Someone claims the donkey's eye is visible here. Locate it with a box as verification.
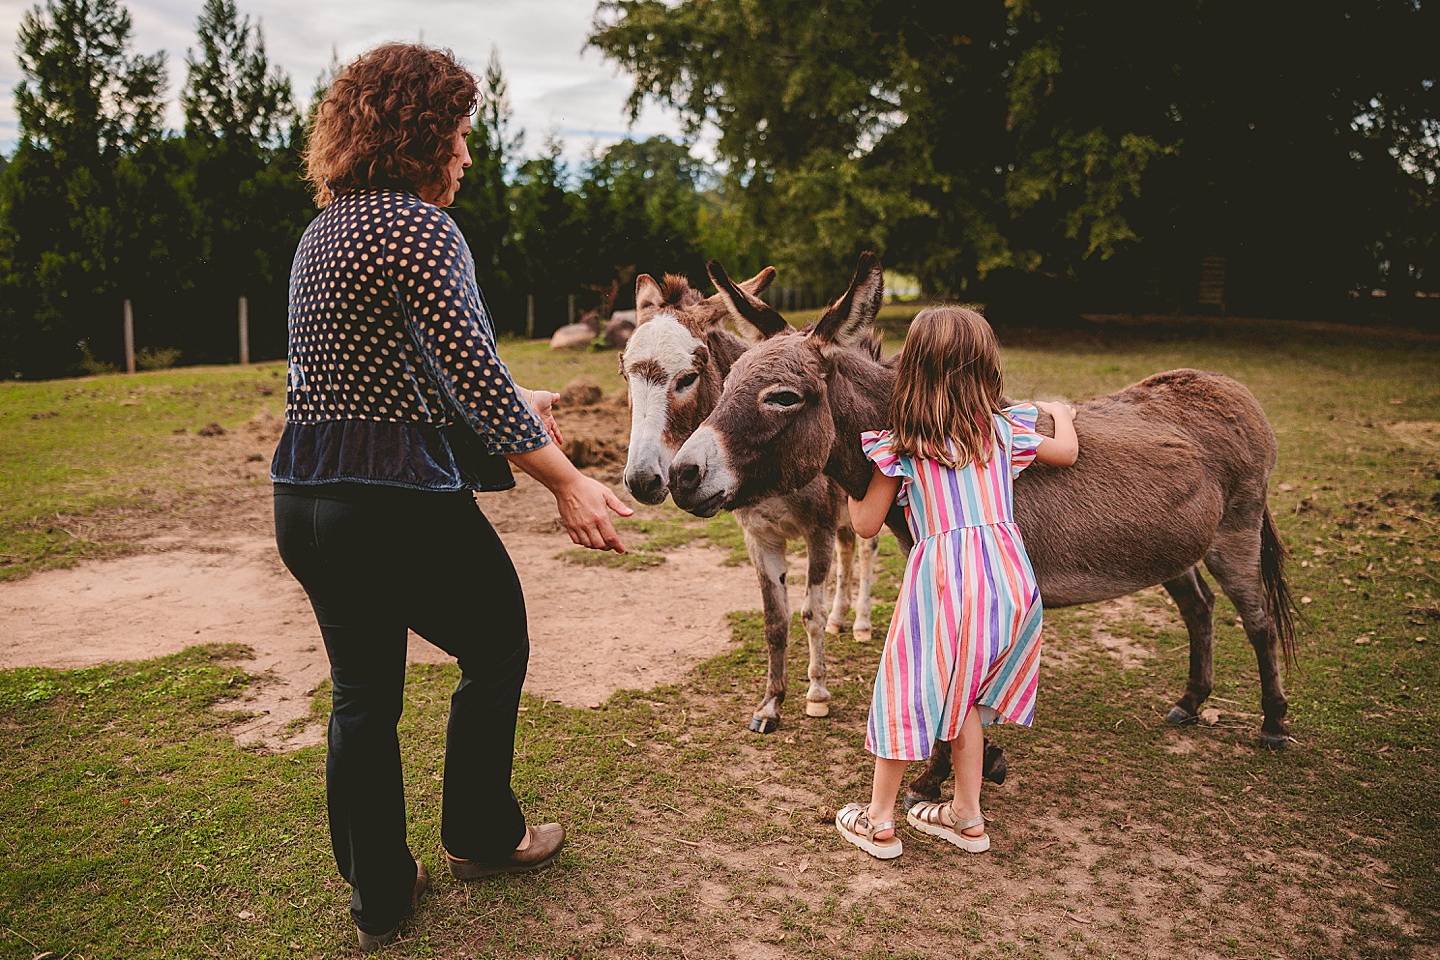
[676,372,699,391]
[766,390,803,408]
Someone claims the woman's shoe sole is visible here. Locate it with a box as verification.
[447,847,562,880]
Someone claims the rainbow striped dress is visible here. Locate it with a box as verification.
[860,404,1045,761]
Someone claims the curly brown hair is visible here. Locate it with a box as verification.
[303,43,477,207]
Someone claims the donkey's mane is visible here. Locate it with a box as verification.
[660,274,707,310]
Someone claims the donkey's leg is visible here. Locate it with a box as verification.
[852,534,879,642]
[743,528,791,734]
[1204,523,1291,748]
[902,738,1008,811]
[826,525,857,637]
[1162,567,1217,725]
[802,527,837,718]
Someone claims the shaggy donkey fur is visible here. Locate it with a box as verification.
[671,253,1298,806]
[619,269,879,734]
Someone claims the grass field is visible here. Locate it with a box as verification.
[1,315,1437,959]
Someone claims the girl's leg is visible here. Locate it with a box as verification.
[950,706,986,837]
[867,757,908,839]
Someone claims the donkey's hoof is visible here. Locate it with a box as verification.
[825,622,842,636]
[982,745,1007,786]
[749,716,779,734]
[1166,706,1198,726]
[853,627,872,643]
[1259,731,1290,750]
[804,700,830,718]
[900,791,936,815]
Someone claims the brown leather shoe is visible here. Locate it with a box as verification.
[356,860,429,953]
[446,823,565,880]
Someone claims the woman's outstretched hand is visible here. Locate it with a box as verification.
[552,473,633,553]
[505,441,633,552]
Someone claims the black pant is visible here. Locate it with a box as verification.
[274,482,529,934]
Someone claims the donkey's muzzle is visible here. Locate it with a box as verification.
[624,468,668,505]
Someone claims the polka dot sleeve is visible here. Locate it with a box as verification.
[388,203,548,456]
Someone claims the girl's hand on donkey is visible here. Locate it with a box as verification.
[1034,399,1075,422]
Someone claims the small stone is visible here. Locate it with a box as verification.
[1200,708,1222,726]
[1417,637,1428,644]
[1301,596,1313,604]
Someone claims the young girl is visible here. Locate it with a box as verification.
[835,306,1078,859]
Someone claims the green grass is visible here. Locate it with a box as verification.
[0,363,289,580]
[1,318,1438,958]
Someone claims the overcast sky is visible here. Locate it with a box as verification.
[0,0,701,164]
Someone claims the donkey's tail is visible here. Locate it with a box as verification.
[1261,505,1299,670]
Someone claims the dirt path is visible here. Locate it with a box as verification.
[0,387,779,749]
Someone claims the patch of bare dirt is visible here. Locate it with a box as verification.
[0,389,777,751]
[1386,420,1440,450]
[1044,587,1175,671]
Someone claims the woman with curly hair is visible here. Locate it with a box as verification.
[270,42,632,951]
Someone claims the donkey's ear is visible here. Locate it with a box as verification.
[707,260,790,339]
[635,274,665,325]
[811,252,884,356]
[737,265,777,297]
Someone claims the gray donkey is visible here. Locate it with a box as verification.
[670,253,1298,806]
[619,268,878,733]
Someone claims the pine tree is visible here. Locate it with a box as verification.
[2,0,168,375]
[181,0,295,149]
[13,0,166,163]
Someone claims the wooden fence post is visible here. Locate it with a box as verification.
[526,294,535,339]
[567,294,576,325]
[238,295,250,365]
[123,299,135,374]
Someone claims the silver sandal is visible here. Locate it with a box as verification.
[835,802,903,859]
[907,801,990,853]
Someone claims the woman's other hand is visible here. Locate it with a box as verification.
[523,389,565,446]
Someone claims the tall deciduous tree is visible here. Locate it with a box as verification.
[592,0,1440,313]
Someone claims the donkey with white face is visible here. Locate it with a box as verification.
[619,269,878,733]
[673,253,1298,803]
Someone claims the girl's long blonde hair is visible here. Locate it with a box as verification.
[888,306,1006,468]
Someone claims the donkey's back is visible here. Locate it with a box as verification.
[1016,369,1277,608]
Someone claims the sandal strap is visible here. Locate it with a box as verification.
[839,803,893,842]
[954,814,985,831]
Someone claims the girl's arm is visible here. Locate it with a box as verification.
[848,468,903,539]
[1033,400,1079,466]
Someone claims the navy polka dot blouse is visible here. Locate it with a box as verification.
[270,189,548,492]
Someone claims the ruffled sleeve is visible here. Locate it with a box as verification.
[860,429,911,505]
[1004,403,1044,478]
